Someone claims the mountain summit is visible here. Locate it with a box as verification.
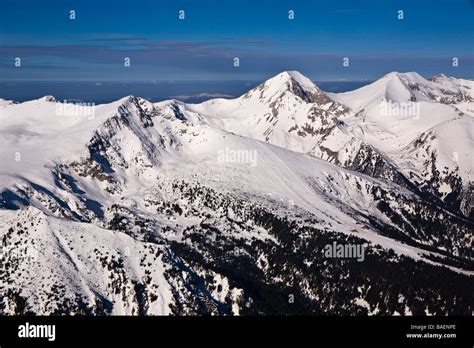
[241,70,331,104]
[331,71,474,109]
[188,71,349,153]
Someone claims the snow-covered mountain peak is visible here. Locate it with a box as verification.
[264,70,316,89]
[117,95,154,110]
[382,71,425,81]
[330,71,474,112]
[387,72,474,103]
[38,95,58,103]
[186,71,350,153]
[240,70,330,105]
[370,71,432,103]
[386,72,428,101]
[431,73,448,80]
[278,70,317,89]
[154,99,210,125]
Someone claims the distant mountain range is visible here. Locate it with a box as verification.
[0,71,472,315]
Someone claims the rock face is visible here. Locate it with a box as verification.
[0,71,473,315]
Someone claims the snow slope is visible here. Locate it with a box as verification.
[0,206,173,315]
[0,96,133,189]
[328,72,473,216]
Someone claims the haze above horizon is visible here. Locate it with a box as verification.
[1,0,473,82]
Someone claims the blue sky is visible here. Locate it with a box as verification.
[1,0,473,81]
